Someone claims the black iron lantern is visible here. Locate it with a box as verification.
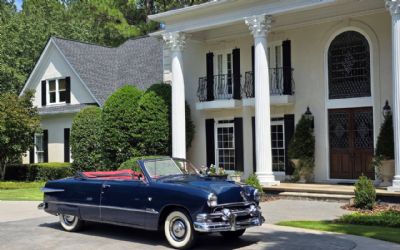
[383,100,391,118]
[304,106,314,129]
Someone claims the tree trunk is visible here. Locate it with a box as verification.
[0,162,6,181]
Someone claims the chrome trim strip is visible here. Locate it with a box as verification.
[46,201,159,214]
[41,188,65,193]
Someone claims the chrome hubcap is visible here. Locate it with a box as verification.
[170,218,187,241]
[63,215,75,225]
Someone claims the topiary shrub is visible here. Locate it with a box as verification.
[375,114,394,160]
[101,85,143,169]
[288,115,314,159]
[135,92,169,155]
[71,106,104,172]
[245,174,263,193]
[33,162,73,181]
[354,175,376,210]
[118,155,162,171]
[146,83,195,151]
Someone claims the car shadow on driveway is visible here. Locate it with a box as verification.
[38,220,360,250]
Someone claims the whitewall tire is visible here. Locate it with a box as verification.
[164,209,196,249]
[59,214,84,232]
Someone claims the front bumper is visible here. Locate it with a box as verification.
[193,203,264,232]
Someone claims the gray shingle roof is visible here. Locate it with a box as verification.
[52,36,163,106]
[38,103,97,115]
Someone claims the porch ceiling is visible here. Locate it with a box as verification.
[151,0,386,42]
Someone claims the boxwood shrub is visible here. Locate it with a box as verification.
[4,163,73,181]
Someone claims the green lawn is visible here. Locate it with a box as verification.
[277,220,400,244]
[0,182,44,201]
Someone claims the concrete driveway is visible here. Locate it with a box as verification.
[0,200,398,250]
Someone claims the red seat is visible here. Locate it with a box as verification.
[82,169,143,181]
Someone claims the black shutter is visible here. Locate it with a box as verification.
[29,134,35,164]
[284,114,295,175]
[64,128,70,163]
[205,119,215,167]
[65,77,71,104]
[206,52,214,101]
[234,118,244,171]
[41,80,46,106]
[251,46,255,95]
[282,40,292,95]
[232,48,241,99]
[43,130,48,163]
[252,117,256,173]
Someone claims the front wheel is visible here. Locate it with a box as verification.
[59,214,84,232]
[164,209,196,249]
[220,229,246,238]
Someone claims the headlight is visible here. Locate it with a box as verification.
[253,189,261,202]
[207,193,218,207]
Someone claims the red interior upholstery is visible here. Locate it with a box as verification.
[82,169,144,181]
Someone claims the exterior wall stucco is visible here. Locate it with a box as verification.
[183,12,392,182]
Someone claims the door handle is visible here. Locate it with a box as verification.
[102,184,111,189]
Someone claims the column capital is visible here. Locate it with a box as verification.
[386,0,400,16]
[244,14,272,38]
[162,32,186,51]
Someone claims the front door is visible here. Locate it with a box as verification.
[329,107,374,179]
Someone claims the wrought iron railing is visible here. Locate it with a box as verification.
[197,74,234,101]
[243,67,295,98]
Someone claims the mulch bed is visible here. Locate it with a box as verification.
[341,203,400,214]
[261,194,280,202]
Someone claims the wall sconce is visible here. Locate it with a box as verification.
[383,100,391,118]
[304,106,314,129]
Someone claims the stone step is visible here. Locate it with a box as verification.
[279,191,354,202]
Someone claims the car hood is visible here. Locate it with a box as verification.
[161,175,247,204]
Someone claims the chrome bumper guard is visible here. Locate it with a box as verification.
[193,204,264,232]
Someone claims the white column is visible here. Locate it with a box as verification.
[163,32,187,159]
[387,0,400,192]
[245,15,279,186]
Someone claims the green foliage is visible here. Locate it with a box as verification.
[118,155,161,171]
[0,91,40,180]
[337,210,400,228]
[288,115,314,159]
[375,114,394,159]
[135,92,169,155]
[4,163,72,181]
[146,83,195,151]
[354,175,376,210]
[101,85,143,169]
[245,174,263,194]
[0,181,45,190]
[71,106,104,172]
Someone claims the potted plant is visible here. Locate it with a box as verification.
[230,171,243,182]
[288,115,315,182]
[373,113,394,187]
[207,164,228,180]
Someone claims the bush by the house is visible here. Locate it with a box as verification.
[135,92,169,155]
[375,114,394,160]
[101,85,143,169]
[354,175,376,210]
[337,210,400,228]
[71,106,104,172]
[288,115,314,159]
[118,155,162,171]
[245,174,263,193]
[146,83,195,150]
[4,163,73,181]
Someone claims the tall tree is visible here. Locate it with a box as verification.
[0,91,40,180]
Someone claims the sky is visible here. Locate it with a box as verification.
[15,0,23,11]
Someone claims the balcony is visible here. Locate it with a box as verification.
[196,67,295,110]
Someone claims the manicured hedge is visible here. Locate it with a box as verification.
[4,162,73,181]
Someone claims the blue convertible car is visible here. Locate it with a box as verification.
[39,157,264,249]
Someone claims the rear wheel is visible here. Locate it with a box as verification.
[220,229,246,238]
[164,209,196,249]
[59,214,84,232]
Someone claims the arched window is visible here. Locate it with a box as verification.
[328,31,370,99]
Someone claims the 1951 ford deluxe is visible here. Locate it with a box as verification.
[39,157,264,249]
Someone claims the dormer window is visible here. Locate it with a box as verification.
[47,78,67,104]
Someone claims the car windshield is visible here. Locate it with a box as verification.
[143,158,200,180]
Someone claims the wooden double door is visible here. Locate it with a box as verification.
[329,107,374,179]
